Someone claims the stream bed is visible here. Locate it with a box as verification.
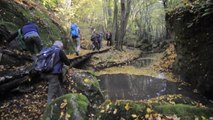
[97,73,213,107]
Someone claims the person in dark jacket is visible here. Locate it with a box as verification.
[42,41,70,104]
[106,31,112,46]
[7,22,43,54]
[90,29,101,51]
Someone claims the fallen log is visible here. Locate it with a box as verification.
[0,48,111,95]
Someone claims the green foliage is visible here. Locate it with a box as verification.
[125,0,166,45]
[39,0,59,10]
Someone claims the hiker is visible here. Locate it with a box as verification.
[39,41,70,104]
[91,30,100,51]
[97,32,103,49]
[70,23,80,56]
[7,22,43,54]
[106,31,112,46]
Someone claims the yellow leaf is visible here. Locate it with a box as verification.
[201,116,206,120]
[60,103,67,109]
[63,99,68,103]
[131,114,138,118]
[153,113,158,118]
[106,104,110,110]
[146,108,152,113]
[145,114,150,119]
[113,109,117,114]
[60,112,64,118]
[84,78,91,84]
[100,110,105,113]
[195,116,199,120]
[65,113,71,120]
[125,103,130,111]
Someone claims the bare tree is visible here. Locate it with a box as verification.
[112,0,119,46]
[114,0,131,50]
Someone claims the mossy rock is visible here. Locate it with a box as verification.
[0,0,67,46]
[67,69,104,105]
[155,103,213,120]
[43,93,90,120]
[96,100,147,120]
[95,98,213,120]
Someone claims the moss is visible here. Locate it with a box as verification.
[96,100,147,120]
[95,98,213,120]
[155,103,213,120]
[43,93,89,120]
[0,0,73,51]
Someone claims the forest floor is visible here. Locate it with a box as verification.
[0,40,186,120]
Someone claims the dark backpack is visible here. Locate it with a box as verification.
[70,24,79,38]
[33,47,56,73]
[16,29,26,50]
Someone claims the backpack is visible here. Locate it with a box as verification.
[16,29,26,50]
[33,47,56,73]
[70,24,79,38]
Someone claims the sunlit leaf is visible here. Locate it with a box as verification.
[146,108,152,113]
[195,116,199,120]
[65,113,71,120]
[125,103,130,111]
[84,78,91,84]
[106,104,110,111]
[201,116,206,120]
[113,109,118,114]
[131,114,138,118]
[100,110,105,113]
[145,114,150,119]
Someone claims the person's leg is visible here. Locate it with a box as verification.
[33,36,43,53]
[76,37,80,55]
[47,74,63,104]
[109,39,112,46]
[107,39,109,46]
[24,37,35,54]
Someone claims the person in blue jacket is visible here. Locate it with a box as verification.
[7,22,43,54]
[70,23,80,56]
[41,41,70,104]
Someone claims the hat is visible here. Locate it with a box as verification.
[53,41,63,48]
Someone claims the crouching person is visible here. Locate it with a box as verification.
[41,41,70,104]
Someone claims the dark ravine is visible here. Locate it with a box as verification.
[168,1,213,99]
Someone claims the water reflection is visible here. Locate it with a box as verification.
[98,74,178,100]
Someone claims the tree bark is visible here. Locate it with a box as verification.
[115,0,131,50]
[162,0,171,39]
[112,0,119,46]
[102,0,108,30]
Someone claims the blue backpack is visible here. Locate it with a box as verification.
[33,47,56,73]
[70,24,79,38]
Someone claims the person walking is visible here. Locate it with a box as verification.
[40,41,70,104]
[70,23,80,56]
[106,31,112,46]
[91,30,100,51]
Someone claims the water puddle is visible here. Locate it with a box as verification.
[97,73,209,102]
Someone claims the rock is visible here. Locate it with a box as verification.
[43,93,90,120]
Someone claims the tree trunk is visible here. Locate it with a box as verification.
[116,0,131,50]
[112,0,119,46]
[102,0,108,30]
[162,0,171,39]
